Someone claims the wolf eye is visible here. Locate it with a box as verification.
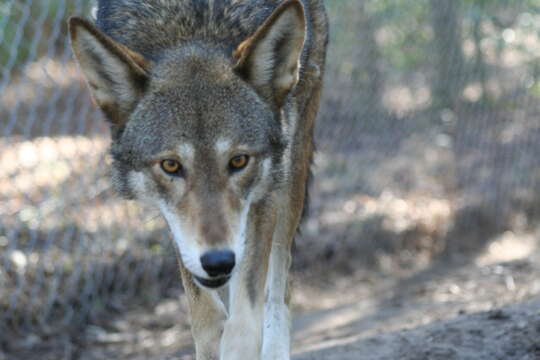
[229,155,249,171]
[160,159,183,176]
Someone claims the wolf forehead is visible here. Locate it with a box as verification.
[110,49,283,166]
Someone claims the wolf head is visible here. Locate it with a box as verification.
[70,0,306,288]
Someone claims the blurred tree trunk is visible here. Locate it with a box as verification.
[352,1,384,115]
[430,0,466,110]
[472,11,489,103]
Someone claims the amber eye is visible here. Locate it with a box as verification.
[229,155,249,171]
[160,159,183,176]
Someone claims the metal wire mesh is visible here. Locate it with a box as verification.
[1,0,539,357]
[0,0,178,350]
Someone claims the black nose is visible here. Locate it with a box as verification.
[200,250,235,277]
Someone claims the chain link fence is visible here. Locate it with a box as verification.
[1,0,179,352]
[1,0,539,358]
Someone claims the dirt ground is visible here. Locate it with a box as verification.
[292,260,540,360]
[9,234,535,360]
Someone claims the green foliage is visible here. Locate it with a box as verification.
[0,0,93,73]
[326,0,433,76]
[325,0,540,113]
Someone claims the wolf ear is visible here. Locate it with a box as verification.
[69,17,149,126]
[234,0,306,107]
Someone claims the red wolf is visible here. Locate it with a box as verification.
[70,0,328,358]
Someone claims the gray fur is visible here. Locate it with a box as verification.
[96,0,281,58]
[70,1,328,358]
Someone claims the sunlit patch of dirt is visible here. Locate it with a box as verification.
[1,60,83,109]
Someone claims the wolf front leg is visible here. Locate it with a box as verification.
[179,263,227,360]
[262,194,300,360]
[220,202,276,360]
[262,244,293,359]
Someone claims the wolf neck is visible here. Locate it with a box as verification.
[96,0,278,58]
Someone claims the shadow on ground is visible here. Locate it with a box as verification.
[293,299,540,360]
